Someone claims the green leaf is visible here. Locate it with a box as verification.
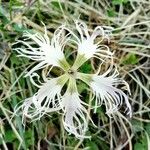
[10,54,22,65]
[134,135,147,150]
[12,24,26,32]
[97,107,108,123]
[107,9,116,17]
[131,119,143,133]
[86,141,99,150]
[80,61,92,73]
[77,81,87,94]
[134,142,145,150]
[10,0,23,6]
[0,6,10,27]
[112,0,128,5]
[145,124,150,136]
[4,130,17,143]
[10,53,29,66]
[122,53,138,65]
[24,129,33,147]
[51,1,65,10]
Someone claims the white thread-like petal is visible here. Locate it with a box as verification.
[14,25,69,76]
[60,92,90,139]
[18,75,68,121]
[90,68,132,117]
[74,21,113,60]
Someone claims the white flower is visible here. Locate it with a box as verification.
[14,21,132,139]
[70,21,113,70]
[14,25,70,77]
[77,67,132,117]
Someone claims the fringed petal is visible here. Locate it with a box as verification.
[90,68,132,117]
[60,92,90,139]
[70,20,113,70]
[16,75,68,121]
[75,20,113,60]
[14,24,70,77]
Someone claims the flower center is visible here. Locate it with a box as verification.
[67,69,77,78]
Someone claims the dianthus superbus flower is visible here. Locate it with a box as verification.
[14,21,132,139]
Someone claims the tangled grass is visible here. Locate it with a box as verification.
[0,0,150,149]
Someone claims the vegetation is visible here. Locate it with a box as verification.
[0,0,150,149]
